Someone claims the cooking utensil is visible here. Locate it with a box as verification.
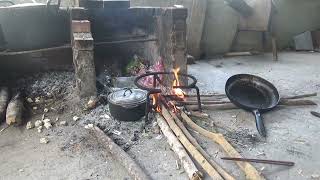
[108,88,147,121]
[225,74,280,137]
[221,157,294,166]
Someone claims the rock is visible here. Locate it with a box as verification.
[44,122,52,129]
[18,169,24,172]
[86,96,98,109]
[40,137,49,144]
[84,123,94,129]
[37,126,43,133]
[311,174,320,179]
[26,98,33,103]
[26,121,34,129]
[43,108,49,113]
[59,121,67,126]
[35,120,43,127]
[73,116,80,121]
[32,106,38,110]
[35,97,40,103]
[43,118,51,123]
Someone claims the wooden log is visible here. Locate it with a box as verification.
[91,127,150,180]
[186,92,317,100]
[186,99,317,111]
[0,87,9,121]
[161,106,223,180]
[167,109,235,180]
[6,92,24,126]
[180,111,265,180]
[156,114,202,180]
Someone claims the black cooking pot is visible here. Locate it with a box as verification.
[108,88,147,121]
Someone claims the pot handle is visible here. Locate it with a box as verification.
[123,88,133,97]
[252,109,267,137]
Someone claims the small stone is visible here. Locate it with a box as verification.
[43,118,51,123]
[35,120,43,127]
[44,122,52,129]
[37,126,43,133]
[86,96,98,109]
[311,174,320,179]
[155,134,163,140]
[43,108,49,113]
[100,114,110,119]
[35,97,40,103]
[112,130,122,136]
[26,98,33,103]
[32,106,38,110]
[59,121,67,126]
[26,121,34,129]
[73,116,80,121]
[18,169,24,172]
[260,167,265,171]
[40,137,49,144]
[84,124,94,129]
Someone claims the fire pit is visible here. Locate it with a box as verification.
[134,70,202,121]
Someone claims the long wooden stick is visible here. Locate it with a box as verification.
[180,111,265,180]
[156,114,202,180]
[186,92,317,100]
[186,99,317,111]
[92,127,150,180]
[167,109,235,180]
[161,106,223,180]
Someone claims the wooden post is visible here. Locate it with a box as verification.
[157,7,188,86]
[70,9,97,98]
[272,35,278,61]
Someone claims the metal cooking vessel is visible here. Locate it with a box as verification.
[108,88,147,121]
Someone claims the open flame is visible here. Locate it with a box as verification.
[172,68,185,99]
[151,67,185,113]
[152,93,161,112]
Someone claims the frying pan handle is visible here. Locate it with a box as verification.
[252,110,267,137]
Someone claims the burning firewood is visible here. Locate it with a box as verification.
[161,106,224,180]
[180,111,265,180]
[0,87,9,121]
[6,92,24,126]
[156,113,202,180]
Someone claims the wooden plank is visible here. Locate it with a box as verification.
[185,0,207,59]
[238,0,272,31]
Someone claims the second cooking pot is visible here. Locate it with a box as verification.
[108,88,147,121]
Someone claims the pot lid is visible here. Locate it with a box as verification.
[108,88,147,108]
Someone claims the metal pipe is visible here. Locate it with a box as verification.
[221,157,295,166]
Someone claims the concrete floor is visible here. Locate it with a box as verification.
[0,52,319,180]
[189,52,320,180]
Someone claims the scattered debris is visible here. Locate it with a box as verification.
[34,120,43,127]
[43,118,51,123]
[59,121,67,126]
[35,97,40,103]
[84,124,94,129]
[298,169,303,176]
[26,97,33,103]
[26,121,34,129]
[112,130,122,136]
[44,122,52,129]
[311,174,320,179]
[18,169,24,172]
[155,134,163,140]
[100,114,110,119]
[73,116,80,121]
[32,106,38,110]
[37,126,43,133]
[40,137,49,144]
[44,108,49,113]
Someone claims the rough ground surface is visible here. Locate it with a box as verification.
[0,52,320,180]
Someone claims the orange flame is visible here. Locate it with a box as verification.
[172,68,185,99]
[151,94,161,112]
